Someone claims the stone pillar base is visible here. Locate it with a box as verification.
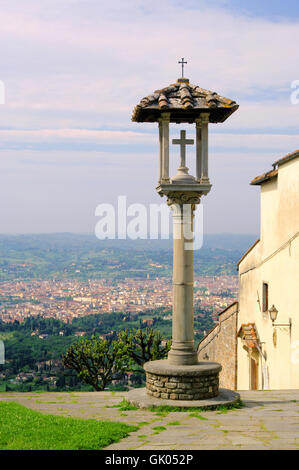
[144,359,222,401]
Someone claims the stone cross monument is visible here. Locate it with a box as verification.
[130,72,239,403]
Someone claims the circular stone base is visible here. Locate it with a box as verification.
[127,387,240,410]
[144,360,222,401]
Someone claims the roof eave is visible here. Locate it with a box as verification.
[131,104,239,124]
[272,150,299,168]
[250,170,278,186]
[237,239,260,267]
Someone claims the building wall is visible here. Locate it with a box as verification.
[237,157,299,390]
[197,302,238,390]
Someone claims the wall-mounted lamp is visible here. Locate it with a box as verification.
[269,304,292,334]
[269,305,278,323]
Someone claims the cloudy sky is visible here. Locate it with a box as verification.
[0,0,299,235]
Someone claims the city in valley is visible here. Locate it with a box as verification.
[0,275,237,325]
[0,234,243,392]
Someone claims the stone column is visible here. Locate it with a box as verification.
[161,112,170,183]
[195,118,202,182]
[158,119,162,183]
[167,192,201,366]
[200,113,210,184]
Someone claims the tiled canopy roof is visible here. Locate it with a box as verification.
[237,323,259,349]
[132,79,239,123]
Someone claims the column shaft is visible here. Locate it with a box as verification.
[200,113,209,184]
[158,120,162,183]
[168,204,198,365]
[195,118,202,182]
[161,113,170,182]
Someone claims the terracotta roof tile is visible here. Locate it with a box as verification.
[132,79,238,123]
[237,323,259,348]
[251,150,299,186]
[250,169,278,186]
[273,150,299,167]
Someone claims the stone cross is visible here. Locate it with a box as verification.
[172,130,194,167]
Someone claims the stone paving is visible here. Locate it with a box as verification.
[0,390,299,450]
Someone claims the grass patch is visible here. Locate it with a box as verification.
[0,402,137,450]
[152,426,166,431]
[106,399,138,411]
[148,405,182,414]
[154,411,169,417]
[148,399,244,414]
[167,421,180,426]
[216,408,228,415]
[189,413,208,420]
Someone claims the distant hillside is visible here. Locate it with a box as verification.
[0,233,257,281]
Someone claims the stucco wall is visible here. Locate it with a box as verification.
[197,302,238,390]
[237,157,299,390]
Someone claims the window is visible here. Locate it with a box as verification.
[262,282,268,312]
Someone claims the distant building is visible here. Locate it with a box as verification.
[142,318,154,327]
[198,151,299,390]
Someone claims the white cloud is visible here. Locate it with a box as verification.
[0,128,297,158]
[0,1,298,232]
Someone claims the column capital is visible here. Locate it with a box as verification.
[200,112,210,123]
[195,117,202,127]
[161,112,171,121]
[166,191,201,207]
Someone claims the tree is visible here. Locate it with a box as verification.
[62,337,130,391]
[118,328,171,367]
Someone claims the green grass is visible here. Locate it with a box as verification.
[105,399,138,411]
[152,425,166,431]
[0,402,137,450]
[189,413,208,420]
[147,399,244,414]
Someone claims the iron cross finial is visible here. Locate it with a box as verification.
[178,58,187,78]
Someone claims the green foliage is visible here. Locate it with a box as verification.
[117,399,138,411]
[106,399,138,411]
[1,301,215,392]
[148,399,244,414]
[0,401,137,450]
[62,337,130,391]
[189,413,208,420]
[61,328,172,392]
[118,328,171,367]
